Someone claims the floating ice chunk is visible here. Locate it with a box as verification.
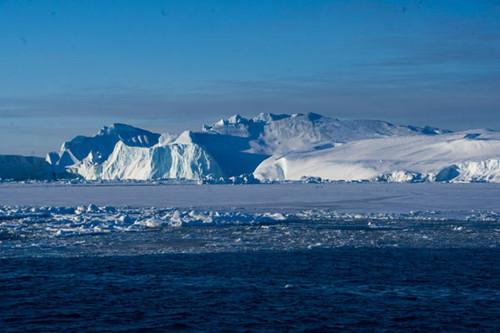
[117,214,132,224]
[261,212,287,221]
[134,218,163,228]
[86,204,99,213]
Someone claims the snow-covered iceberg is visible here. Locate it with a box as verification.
[0,155,61,181]
[47,123,160,168]
[73,140,222,181]
[254,130,500,183]
[202,112,446,155]
[34,112,500,183]
[170,112,445,177]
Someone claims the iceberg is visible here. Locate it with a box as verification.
[47,123,161,169]
[73,140,223,181]
[29,112,499,183]
[0,155,63,181]
[254,129,500,183]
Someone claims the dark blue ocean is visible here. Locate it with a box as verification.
[2,248,500,332]
[2,184,500,331]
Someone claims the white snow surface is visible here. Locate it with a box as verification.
[1,183,499,213]
[254,129,500,183]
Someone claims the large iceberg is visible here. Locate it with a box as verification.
[254,130,500,183]
[73,140,222,181]
[46,123,161,168]
[202,112,446,155]
[0,155,63,181]
[27,112,499,183]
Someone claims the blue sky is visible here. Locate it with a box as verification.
[1,0,500,155]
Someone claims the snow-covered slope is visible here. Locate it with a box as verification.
[73,140,222,181]
[175,112,446,176]
[0,155,55,180]
[254,130,500,183]
[47,123,160,168]
[203,112,446,155]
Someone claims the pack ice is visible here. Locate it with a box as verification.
[1,113,500,182]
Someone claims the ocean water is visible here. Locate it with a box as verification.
[2,184,500,331]
[2,249,500,332]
